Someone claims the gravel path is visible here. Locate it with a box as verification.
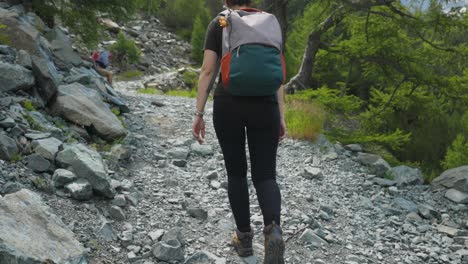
[41,84,468,264]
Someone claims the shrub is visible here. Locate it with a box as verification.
[191,15,206,64]
[289,87,362,114]
[182,71,199,89]
[110,32,141,69]
[442,134,468,170]
[285,100,326,141]
[0,23,10,45]
[21,100,36,111]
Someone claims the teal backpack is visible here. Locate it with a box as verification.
[218,8,286,96]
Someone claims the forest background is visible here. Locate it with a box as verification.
[27,0,468,181]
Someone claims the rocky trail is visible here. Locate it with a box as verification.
[36,82,467,264]
[0,1,467,263]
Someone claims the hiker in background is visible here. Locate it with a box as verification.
[92,50,114,85]
[192,0,286,263]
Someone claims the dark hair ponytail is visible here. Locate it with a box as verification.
[226,0,252,7]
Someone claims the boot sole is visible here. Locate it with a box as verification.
[264,235,285,264]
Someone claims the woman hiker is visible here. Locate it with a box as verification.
[192,0,286,263]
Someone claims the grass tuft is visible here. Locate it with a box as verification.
[116,70,143,81]
[285,99,326,141]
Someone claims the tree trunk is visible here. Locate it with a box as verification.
[285,7,345,93]
[261,0,288,46]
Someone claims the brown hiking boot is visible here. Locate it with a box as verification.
[263,221,285,264]
[231,229,254,257]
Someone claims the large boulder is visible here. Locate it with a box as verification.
[388,165,424,186]
[56,143,115,198]
[32,137,63,161]
[432,166,468,193]
[0,134,17,161]
[0,189,86,263]
[0,61,34,92]
[51,83,127,141]
[0,7,62,103]
[45,27,83,70]
[31,54,62,103]
[357,153,391,177]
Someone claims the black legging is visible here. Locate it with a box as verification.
[213,95,282,232]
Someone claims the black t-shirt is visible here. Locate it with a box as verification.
[203,17,225,97]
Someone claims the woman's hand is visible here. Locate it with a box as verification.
[192,116,206,144]
[279,117,286,143]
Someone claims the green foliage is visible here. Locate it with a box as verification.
[22,113,42,131]
[166,89,198,98]
[110,32,142,69]
[111,107,121,116]
[288,87,362,114]
[285,0,468,175]
[135,0,162,15]
[21,100,36,112]
[182,71,199,89]
[0,23,10,45]
[31,0,140,47]
[116,70,143,81]
[442,134,468,170]
[11,153,22,163]
[285,100,326,141]
[191,15,207,64]
[158,0,209,40]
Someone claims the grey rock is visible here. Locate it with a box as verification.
[418,204,439,220]
[206,171,218,181]
[148,229,165,242]
[0,189,85,263]
[112,194,127,207]
[25,153,51,172]
[357,152,391,177]
[97,221,117,241]
[110,144,131,161]
[0,134,18,161]
[0,181,23,195]
[210,180,221,190]
[52,169,77,187]
[0,61,34,92]
[433,166,468,193]
[16,49,32,69]
[393,197,418,213]
[25,132,51,140]
[125,192,140,206]
[344,144,362,152]
[51,83,127,141]
[437,225,460,237]
[445,188,468,204]
[56,143,115,198]
[46,27,83,70]
[31,55,62,103]
[300,167,323,180]
[389,165,424,186]
[32,137,62,161]
[173,159,187,167]
[168,147,190,160]
[65,179,93,201]
[372,177,396,187]
[187,207,208,221]
[191,142,214,156]
[184,251,226,264]
[299,228,328,247]
[162,228,185,245]
[152,239,185,262]
[0,116,15,128]
[109,205,126,221]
